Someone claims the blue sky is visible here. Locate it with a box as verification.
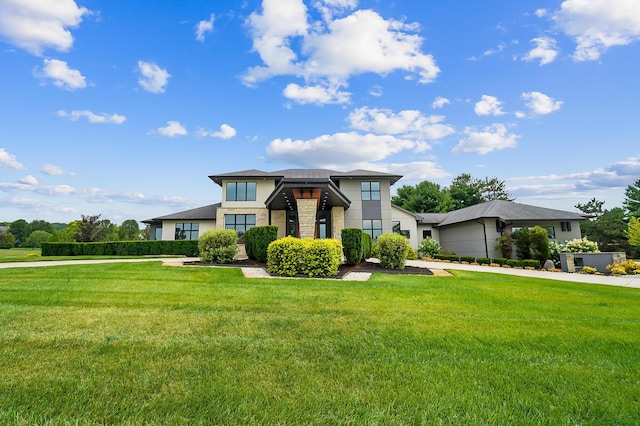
[1,0,639,225]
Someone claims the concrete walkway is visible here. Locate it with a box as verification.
[1,257,638,289]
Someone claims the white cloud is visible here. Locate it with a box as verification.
[432,97,450,109]
[522,37,559,65]
[0,148,24,170]
[19,175,38,185]
[137,61,171,93]
[0,0,88,55]
[348,107,454,140]
[283,82,351,104]
[453,124,519,155]
[156,121,187,137]
[521,91,563,115]
[198,124,237,140]
[368,85,383,97]
[36,58,87,90]
[553,0,640,61]
[373,161,450,181]
[42,164,74,176]
[535,9,548,18]
[266,132,416,168]
[195,13,215,42]
[244,1,439,104]
[58,110,126,124]
[474,95,505,116]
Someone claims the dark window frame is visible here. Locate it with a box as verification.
[363,219,383,240]
[175,222,199,240]
[224,214,256,237]
[361,181,381,201]
[226,181,257,202]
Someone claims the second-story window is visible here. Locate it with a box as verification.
[361,181,380,200]
[226,182,257,201]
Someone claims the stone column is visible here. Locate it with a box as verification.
[331,206,345,242]
[296,199,317,239]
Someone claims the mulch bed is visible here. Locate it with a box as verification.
[186,258,434,278]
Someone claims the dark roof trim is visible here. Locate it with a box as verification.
[209,168,403,186]
[143,203,220,223]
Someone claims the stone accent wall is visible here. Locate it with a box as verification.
[331,206,345,242]
[216,207,269,229]
[296,199,317,239]
[271,210,287,238]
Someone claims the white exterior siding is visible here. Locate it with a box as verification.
[160,220,216,241]
[391,206,419,249]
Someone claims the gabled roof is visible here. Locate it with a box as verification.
[433,200,589,227]
[209,168,402,186]
[143,203,220,223]
[416,213,449,224]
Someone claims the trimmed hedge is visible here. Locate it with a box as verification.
[42,240,199,257]
[523,259,541,269]
[476,257,491,265]
[267,237,343,278]
[244,226,278,263]
[342,228,363,265]
[460,256,476,263]
[492,257,507,266]
[435,254,459,262]
[506,259,522,267]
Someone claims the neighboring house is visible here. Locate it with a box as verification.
[144,169,589,259]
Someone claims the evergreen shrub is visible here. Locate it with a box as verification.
[341,228,363,265]
[198,230,238,264]
[361,232,373,260]
[418,237,441,258]
[41,240,199,257]
[460,256,476,263]
[522,259,541,269]
[244,226,278,263]
[476,257,491,265]
[506,259,522,267]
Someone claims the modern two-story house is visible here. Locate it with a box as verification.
[144,168,589,259]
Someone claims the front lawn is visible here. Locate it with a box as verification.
[0,262,638,424]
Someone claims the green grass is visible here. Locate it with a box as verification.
[1,262,639,424]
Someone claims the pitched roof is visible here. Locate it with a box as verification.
[434,200,589,227]
[209,168,402,185]
[143,203,220,223]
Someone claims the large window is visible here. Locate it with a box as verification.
[392,221,410,239]
[226,182,257,201]
[225,214,256,236]
[175,223,199,240]
[363,219,383,240]
[361,181,381,201]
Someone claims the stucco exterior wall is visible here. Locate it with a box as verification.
[220,179,275,208]
[438,221,494,258]
[417,224,440,243]
[391,206,419,249]
[341,178,394,234]
[160,220,216,240]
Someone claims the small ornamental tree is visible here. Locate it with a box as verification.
[529,226,550,264]
[494,231,513,259]
[512,227,532,260]
[626,216,640,247]
[198,229,238,264]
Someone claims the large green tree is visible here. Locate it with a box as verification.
[575,197,605,217]
[118,219,141,241]
[623,179,640,218]
[626,216,640,247]
[9,219,30,246]
[391,180,450,213]
[480,177,515,202]
[29,220,53,234]
[447,173,484,210]
[24,230,52,248]
[75,214,110,242]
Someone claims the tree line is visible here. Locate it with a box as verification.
[0,215,148,249]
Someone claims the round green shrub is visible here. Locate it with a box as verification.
[376,233,410,270]
[198,229,238,264]
[418,237,441,258]
[267,236,305,276]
